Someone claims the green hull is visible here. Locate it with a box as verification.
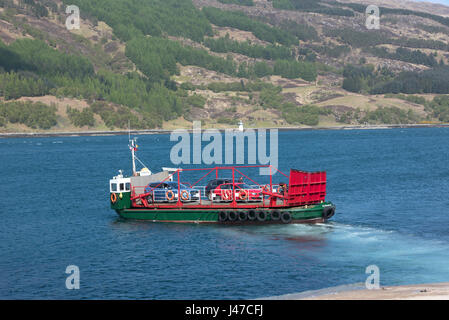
[115,202,335,224]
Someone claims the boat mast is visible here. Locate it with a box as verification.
[130,137,137,176]
[128,121,137,176]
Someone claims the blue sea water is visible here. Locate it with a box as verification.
[1,128,449,299]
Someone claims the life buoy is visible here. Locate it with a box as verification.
[110,193,117,203]
[180,190,190,201]
[239,190,248,201]
[166,190,175,201]
[281,212,292,224]
[271,210,281,221]
[222,189,233,201]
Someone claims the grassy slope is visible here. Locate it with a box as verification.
[1,0,448,132]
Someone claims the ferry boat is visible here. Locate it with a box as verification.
[109,137,336,224]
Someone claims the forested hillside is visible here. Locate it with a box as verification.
[1,0,449,132]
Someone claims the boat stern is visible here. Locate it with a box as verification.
[321,202,336,220]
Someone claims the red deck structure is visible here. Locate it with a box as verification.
[130,165,326,210]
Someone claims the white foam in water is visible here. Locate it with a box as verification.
[328,223,449,285]
[248,220,449,299]
[224,221,449,288]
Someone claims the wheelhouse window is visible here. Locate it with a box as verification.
[120,183,124,191]
[125,183,130,191]
[111,183,117,192]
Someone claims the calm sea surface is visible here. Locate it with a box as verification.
[1,128,449,299]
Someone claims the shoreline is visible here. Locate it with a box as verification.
[1,123,449,139]
[262,282,449,300]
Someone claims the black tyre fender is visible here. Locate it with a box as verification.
[218,211,228,222]
[323,206,335,220]
[256,211,267,222]
[238,211,247,221]
[271,210,281,221]
[228,211,237,222]
[247,210,256,221]
[281,211,292,224]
